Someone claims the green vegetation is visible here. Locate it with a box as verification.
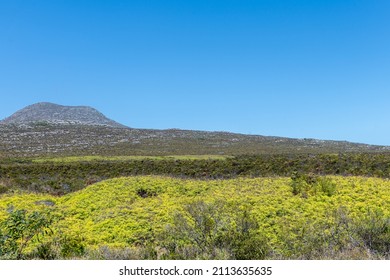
[31,155,230,163]
[1,175,390,259]
[2,122,389,159]
[0,208,54,259]
[2,106,390,260]
[290,172,337,197]
[1,153,390,259]
[2,153,390,195]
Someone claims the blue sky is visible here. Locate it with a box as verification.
[1,1,389,145]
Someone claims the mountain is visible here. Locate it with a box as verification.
[1,102,389,157]
[0,102,126,128]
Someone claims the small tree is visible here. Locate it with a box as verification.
[0,208,53,259]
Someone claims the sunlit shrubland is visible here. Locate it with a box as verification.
[1,176,390,259]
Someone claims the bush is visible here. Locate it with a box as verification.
[277,207,390,259]
[32,241,59,260]
[290,172,336,197]
[290,172,317,197]
[159,201,269,259]
[59,235,86,258]
[315,177,337,197]
[136,187,158,198]
[226,209,269,260]
[0,178,12,194]
[0,208,53,259]
[85,245,157,260]
[352,209,390,257]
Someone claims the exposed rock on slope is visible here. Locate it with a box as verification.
[0,102,126,128]
[1,102,389,157]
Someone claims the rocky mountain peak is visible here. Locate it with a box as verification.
[0,102,127,128]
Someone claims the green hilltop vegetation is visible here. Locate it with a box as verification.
[1,174,390,260]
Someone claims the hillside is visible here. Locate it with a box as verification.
[1,102,389,157]
[1,103,390,260]
[1,123,390,158]
[1,175,389,259]
[0,102,126,128]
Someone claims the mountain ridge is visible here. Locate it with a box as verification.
[1,102,389,157]
[0,102,127,128]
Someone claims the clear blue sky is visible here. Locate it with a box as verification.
[1,1,389,145]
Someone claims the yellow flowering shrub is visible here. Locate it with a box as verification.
[1,175,390,259]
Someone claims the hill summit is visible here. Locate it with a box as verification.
[0,102,126,128]
[1,102,389,157]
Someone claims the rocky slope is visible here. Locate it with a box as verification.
[0,102,126,128]
[0,102,389,157]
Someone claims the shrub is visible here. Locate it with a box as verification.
[290,172,318,197]
[352,209,390,257]
[136,187,158,198]
[0,208,53,259]
[277,207,390,259]
[315,177,337,197]
[225,209,269,260]
[85,245,157,260]
[59,235,86,258]
[159,201,269,259]
[290,172,336,197]
[160,200,226,259]
[32,241,59,260]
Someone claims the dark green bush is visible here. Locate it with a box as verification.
[290,172,336,197]
[316,177,337,196]
[32,241,58,260]
[59,235,86,258]
[136,187,158,198]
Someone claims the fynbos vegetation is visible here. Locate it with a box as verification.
[1,103,390,260]
[1,175,389,259]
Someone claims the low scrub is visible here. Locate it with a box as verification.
[1,175,390,259]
